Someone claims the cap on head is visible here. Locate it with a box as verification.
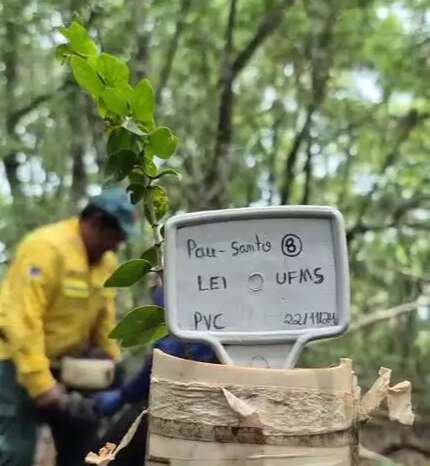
[89,186,137,238]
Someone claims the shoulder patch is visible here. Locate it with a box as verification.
[29,265,41,278]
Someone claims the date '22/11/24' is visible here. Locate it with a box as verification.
[192,311,338,331]
[284,312,338,326]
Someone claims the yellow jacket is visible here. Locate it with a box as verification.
[0,218,120,397]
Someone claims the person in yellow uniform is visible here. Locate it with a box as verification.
[0,187,136,466]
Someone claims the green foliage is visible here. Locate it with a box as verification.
[132,79,155,124]
[70,56,104,97]
[141,246,159,267]
[147,186,169,221]
[148,127,178,159]
[93,53,129,87]
[57,21,179,345]
[109,305,167,347]
[104,259,152,287]
[106,150,137,181]
[58,22,97,57]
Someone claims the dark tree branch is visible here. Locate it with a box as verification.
[132,0,152,80]
[391,192,430,223]
[204,0,240,207]
[280,105,315,204]
[301,134,313,204]
[9,80,73,130]
[268,108,285,205]
[349,109,427,238]
[3,9,21,199]
[69,91,88,202]
[336,144,356,208]
[349,299,426,333]
[346,220,430,241]
[156,0,193,106]
[280,1,338,205]
[205,0,297,208]
[231,0,295,79]
[224,0,238,61]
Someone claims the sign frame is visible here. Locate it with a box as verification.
[164,206,350,367]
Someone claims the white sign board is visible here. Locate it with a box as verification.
[165,206,349,368]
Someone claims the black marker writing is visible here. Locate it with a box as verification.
[187,239,220,259]
[276,267,325,285]
[197,275,227,291]
[231,234,272,257]
[283,312,338,327]
[193,312,226,330]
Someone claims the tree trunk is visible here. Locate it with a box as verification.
[3,5,21,200]
[69,92,88,203]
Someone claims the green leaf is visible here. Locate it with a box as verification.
[131,79,155,123]
[147,186,168,221]
[58,21,97,56]
[70,56,104,97]
[127,183,146,204]
[109,305,167,347]
[107,128,137,156]
[105,149,137,181]
[128,167,147,185]
[102,88,128,116]
[141,246,159,266]
[155,168,181,179]
[94,53,129,87]
[96,98,108,118]
[105,259,152,287]
[55,44,74,63]
[122,119,146,136]
[148,127,178,159]
[143,155,158,177]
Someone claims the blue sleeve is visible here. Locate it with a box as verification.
[189,342,219,363]
[151,286,164,308]
[120,336,187,404]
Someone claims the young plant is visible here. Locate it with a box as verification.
[56,21,178,346]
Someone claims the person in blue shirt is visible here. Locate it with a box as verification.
[94,334,218,416]
[93,283,218,466]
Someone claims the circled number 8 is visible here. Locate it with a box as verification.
[281,233,303,257]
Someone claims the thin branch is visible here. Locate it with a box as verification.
[347,220,430,239]
[231,0,296,79]
[280,105,315,204]
[301,134,313,204]
[349,299,428,333]
[10,80,73,130]
[156,0,192,105]
[349,109,429,238]
[391,193,430,223]
[204,0,298,208]
[204,0,240,207]
[224,0,238,61]
[280,1,338,205]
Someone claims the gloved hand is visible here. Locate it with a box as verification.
[94,388,124,417]
[35,383,68,411]
[67,392,99,423]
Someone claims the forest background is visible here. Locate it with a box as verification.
[1,0,430,462]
